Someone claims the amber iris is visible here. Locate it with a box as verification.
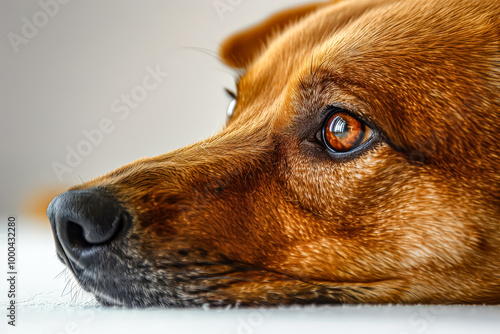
[324,112,366,152]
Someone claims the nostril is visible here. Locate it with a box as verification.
[65,213,127,249]
[66,221,92,250]
[47,188,131,268]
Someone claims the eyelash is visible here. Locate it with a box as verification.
[224,88,237,100]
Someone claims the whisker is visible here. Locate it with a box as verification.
[61,275,73,296]
[178,46,242,78]
[54,267,67,279]
[179,46,220,60]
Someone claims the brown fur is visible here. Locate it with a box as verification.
[53,0,500,306]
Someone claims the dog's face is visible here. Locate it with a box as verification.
[48,0,500,307]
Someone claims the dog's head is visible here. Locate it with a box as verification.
[48,0,500,307]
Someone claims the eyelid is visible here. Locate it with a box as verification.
[320,105,377,133]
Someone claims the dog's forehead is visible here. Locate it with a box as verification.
[236,0,500,161]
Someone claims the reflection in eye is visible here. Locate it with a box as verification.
[226,98,236,118]
[224,88,237,119]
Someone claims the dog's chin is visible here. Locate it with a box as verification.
[58,235,406,307]
[92,289,178,308]
[93,292,169,308]
[75,271,185,308]
[74,268,242,308]
[76,274,227,308]
[93,292,127,307]
[73,265,402,308]
[70,262,297,308]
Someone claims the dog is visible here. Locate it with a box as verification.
[47,0,500,307]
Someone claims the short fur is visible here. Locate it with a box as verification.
[50,0,500,306]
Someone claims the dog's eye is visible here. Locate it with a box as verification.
[322,111,373,153]
[226,99,236,118]
[224,88,237,119]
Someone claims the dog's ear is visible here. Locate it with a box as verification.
[219,1,332,69]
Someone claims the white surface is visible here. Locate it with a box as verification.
[0,219,499,333]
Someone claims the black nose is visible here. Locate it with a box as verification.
[47,188,131,269]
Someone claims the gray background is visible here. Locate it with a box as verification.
[0,0,307,216]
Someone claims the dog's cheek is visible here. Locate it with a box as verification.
[272,143,400,268]
[276,140,485,281]
[280,142,410,220]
